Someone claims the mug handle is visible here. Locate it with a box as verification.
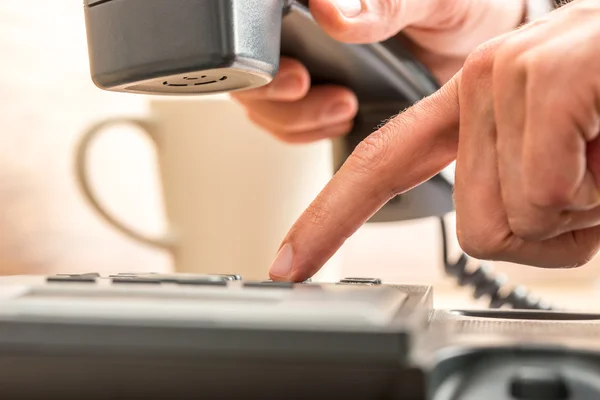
[74,118,176,250]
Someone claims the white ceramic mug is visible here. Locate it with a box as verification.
[75,97,342,281]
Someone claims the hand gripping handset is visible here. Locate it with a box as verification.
[83,0,454,222]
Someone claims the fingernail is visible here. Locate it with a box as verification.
[269,244,294,278]
[269,73,303,96]
[325,100,355,121]
[331,0,363,18]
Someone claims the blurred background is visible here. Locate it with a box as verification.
[1,1,600,310]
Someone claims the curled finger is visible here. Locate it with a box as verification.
[244,85,358,137]
[232,57,311,102]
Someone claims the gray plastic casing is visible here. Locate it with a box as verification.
[84,0,282,95]
[4,274,600,399]
[0,275,433,399]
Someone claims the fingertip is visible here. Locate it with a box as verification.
[324,88,359,124]
[342,88,360,113]
[267,59,311,100]
[269,242,314,283]
[268,243,295,281]
[309,0,352,40]
[310,0,404,43]
[269,215,337,283]
[310,0,381,43]
[233,57,310,102]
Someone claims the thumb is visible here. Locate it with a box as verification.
[310,0,526,53]
[269,72,462,282]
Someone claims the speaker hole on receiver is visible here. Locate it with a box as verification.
[163,76,228,87]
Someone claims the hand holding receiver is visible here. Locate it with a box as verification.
[233,0,527,143]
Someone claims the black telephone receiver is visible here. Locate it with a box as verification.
[281,1,455,223]
[83,0,455,223]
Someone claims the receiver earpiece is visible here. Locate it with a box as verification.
[83,0,285,95]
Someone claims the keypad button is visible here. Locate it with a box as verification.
[244,281,294,289]
[47,273,99,283]
[219,274,242,281]
[116,272,158,275]
[175,279,227,286]
[161,275,229,284]
[263,278,312,284]
[109,272,158,278]
[109,273,234,286]
[56,273,100,278]
[111,277,162,285]
[338,277,382,285]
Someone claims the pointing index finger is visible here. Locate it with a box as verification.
[269,75,462,282]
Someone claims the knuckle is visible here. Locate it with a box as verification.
[461,41,496,81]
[495,35,560,93]
[495,34,528,66]
[563,1,600,22]
[507,216,549,241]
[303,198,332,228]
[506,205,566,241]
[456,225,505,261]
[378,0,401,19]
[564,246,600,269]
[524,181,575,209]
[574,249,598,268]
[521,50,543,76]
[347,122,398,175]
[571,229,600,267]
[367,0,409,31]
[457,233,487,260]
[425,1,470,28]
[349,133,386,172]
[519,48,554,84]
